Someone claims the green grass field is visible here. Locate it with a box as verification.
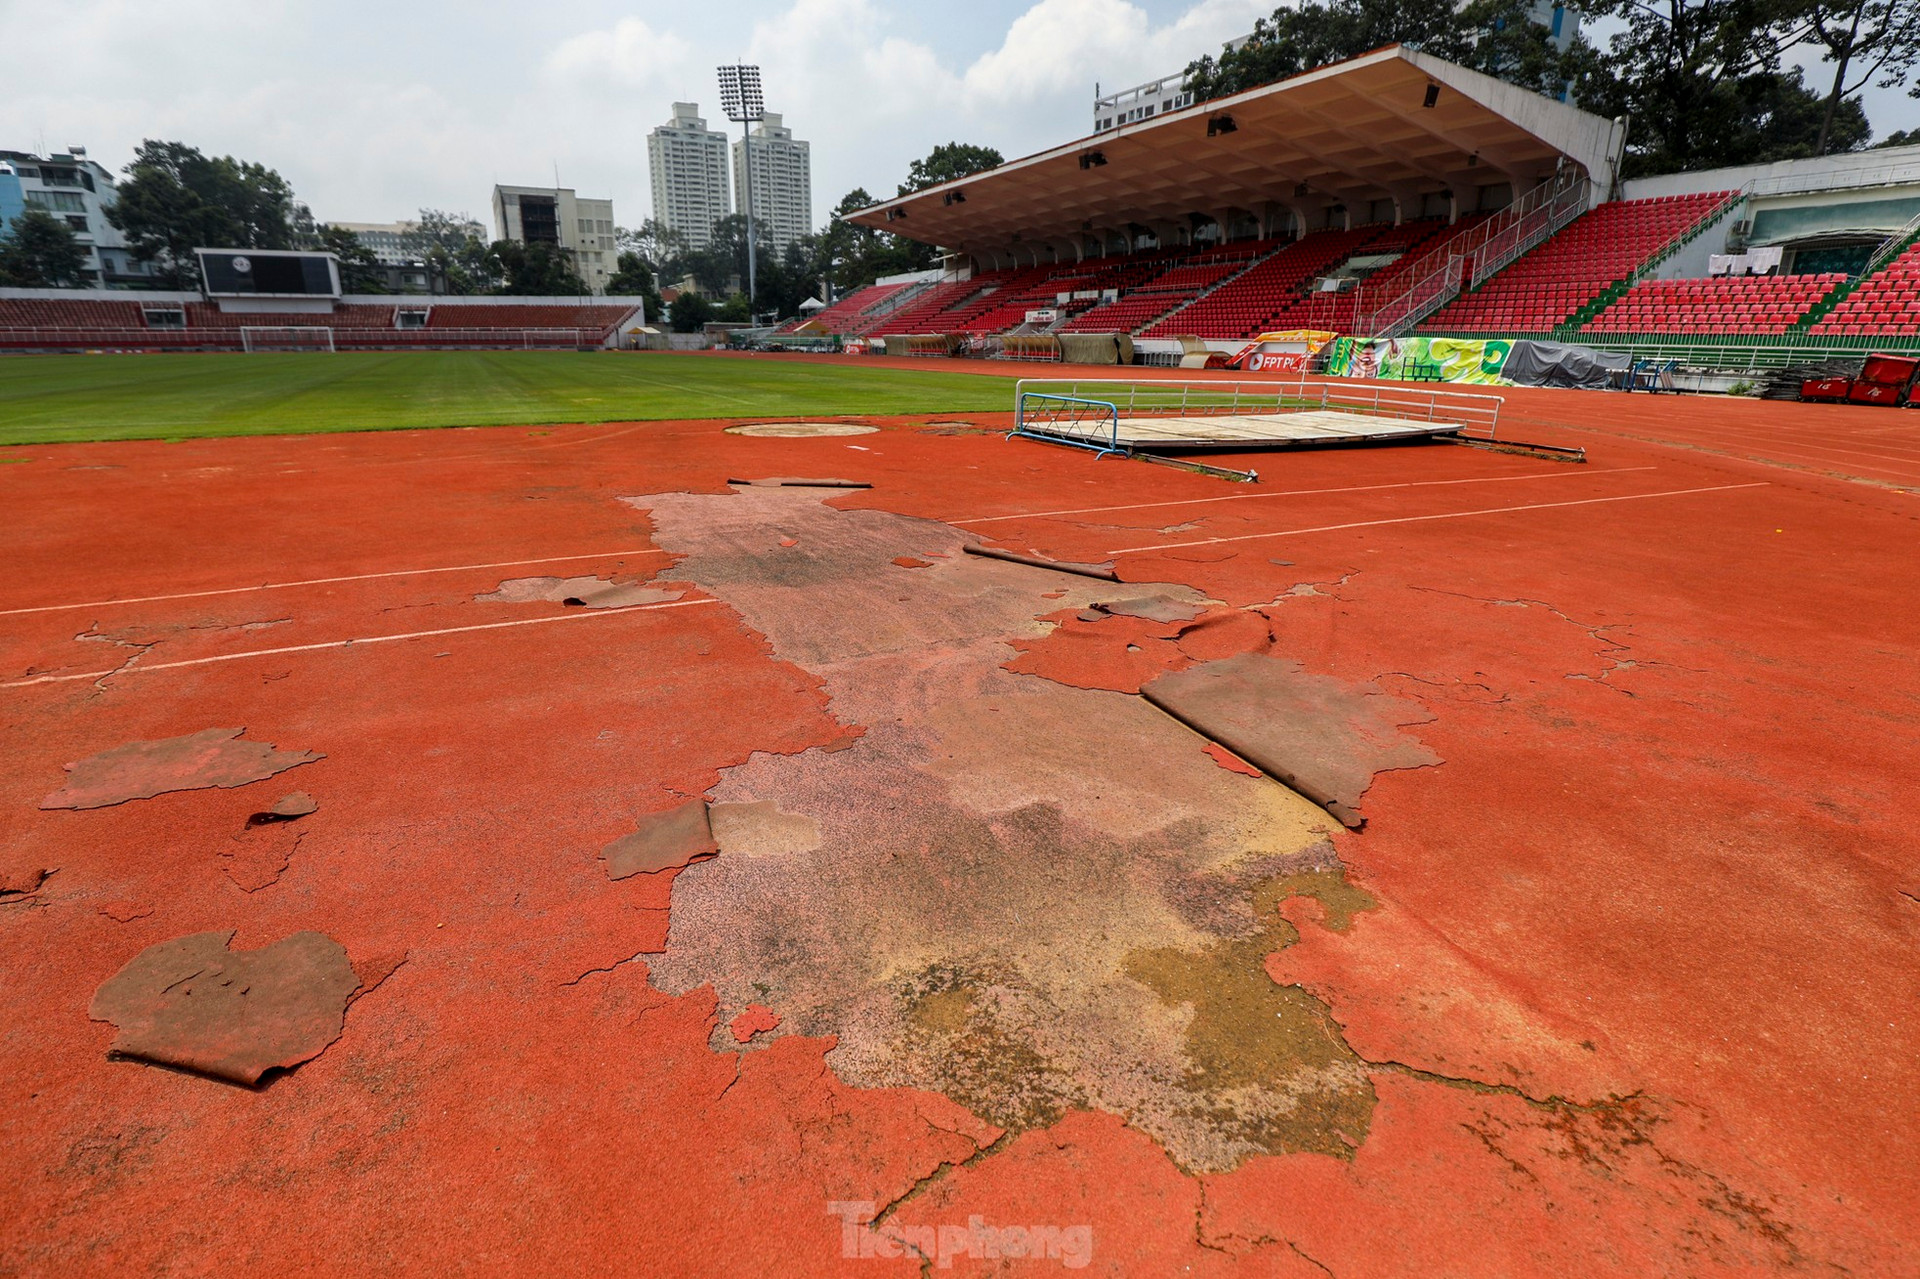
[0,351,1016,446]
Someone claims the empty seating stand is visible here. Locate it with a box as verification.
[1420,193,1733,333]
[0,297,638,350]
[801,282,911,335]
[1141,227,1382,340]
[1812,243,1920,337]
[1583,273,1845,336]
[1260,217,1492,334]
[1059,257,1248,334]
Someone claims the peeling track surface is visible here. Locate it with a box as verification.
[1,376,1917,1275]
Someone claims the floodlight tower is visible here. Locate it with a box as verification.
[717,64,764,322]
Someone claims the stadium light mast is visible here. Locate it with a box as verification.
[717,64,764,322]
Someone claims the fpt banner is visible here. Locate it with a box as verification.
[1322,336,1514,385]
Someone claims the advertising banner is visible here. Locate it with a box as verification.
[1322,335,1514,385]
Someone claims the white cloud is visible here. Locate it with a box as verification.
[543,17,692,91]
[0,1,1318,232]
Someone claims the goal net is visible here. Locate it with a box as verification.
[240,326,337,353]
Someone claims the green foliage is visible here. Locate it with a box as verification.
[106,140,301,286]
[616,219,690,280]
[319,225,386,293]
[715,292,752,323]
[0,207,90,287]
[823,186,938,290]
[668,291,716,332]
[488,240,588,295]
[1181,0,1900,174]
[1874,127,1920,147]
[898,143,1004,197]
[1799,0,1920,155]
[1573,0,1873,174]
[1184,0,1585,102]
[607,251,663,317]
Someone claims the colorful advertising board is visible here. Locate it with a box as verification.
[1321,335,1514,385]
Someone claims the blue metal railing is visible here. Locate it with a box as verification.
[1009,391,1125,458]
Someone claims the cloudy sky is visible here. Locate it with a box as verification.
[1,0,1907,235]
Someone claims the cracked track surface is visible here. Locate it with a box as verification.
[2,368,1917,1275]
[634,487,1355,1173]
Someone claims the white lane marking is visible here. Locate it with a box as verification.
[0,549,668,617]
[954,466,1657,525]
[1106,483,1772,555]
[3,597,720,689]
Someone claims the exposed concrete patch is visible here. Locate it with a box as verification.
[476,576,681,609]
[1093,595,1209,624]
[247,791,316,826]
[709,801,823,858]
[1126,870,1379,1163]
[89,930,359,1086]
[1143,653,1443,819]
[602,801,718,880]
[41,729,323,811]
[626,486,1355,1173]
[725,422,878,437]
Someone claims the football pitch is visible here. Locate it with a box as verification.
[0,351,1014,446]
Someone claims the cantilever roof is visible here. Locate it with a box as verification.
[845,47,1624,258]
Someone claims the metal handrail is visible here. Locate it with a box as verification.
[1010,391,1124,457]
[1863,209,1920,278]
[1354,168,1590,338]
[1743,162,1920,199]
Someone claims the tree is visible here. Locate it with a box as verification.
[107,140,302,286]
[1799,0,1920,154]
[1185,0,1586,102]
[818,187,935,294]
[616,219,689,281]
[407,208,486,257]
[1572,0,1865,174]
[488,240,588,295]
[319,225,386,293]
[1874,127,1920,147]
[668,290,715,332]
[606,250,664,319]
[0,207,89,287]
[897,143,1004,196]
[399,209,489,295]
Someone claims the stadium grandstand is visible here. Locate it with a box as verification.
[0,246,649,352]
[0,293,648,351]
[840,44,1920,379]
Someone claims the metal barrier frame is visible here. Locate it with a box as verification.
[1010,391,1124,457]
[1012,377,1505,443]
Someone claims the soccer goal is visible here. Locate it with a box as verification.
[240,326,336,353]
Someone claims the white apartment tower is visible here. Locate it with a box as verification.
[731,114,812,256]
[647,103,732,250]
[492,184,617,294]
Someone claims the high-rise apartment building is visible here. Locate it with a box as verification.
[647,103,732,250]
[731,113,812,256]
[491,185,616,294]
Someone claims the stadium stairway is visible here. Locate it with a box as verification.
[1808,236,1920,337]
[1417,192,1738,335]
[1141,227,1387,340]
